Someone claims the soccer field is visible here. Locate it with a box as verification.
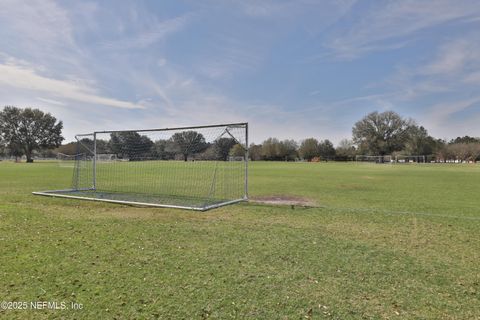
[0,161,479,319]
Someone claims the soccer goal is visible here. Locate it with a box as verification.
[34,123,248,211]
[355,155,393,164]
[394,155,426,164]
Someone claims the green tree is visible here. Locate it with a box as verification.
[56,142,78,155]
[152,139,178,160]
[298,138,319,161]
[9,142,24,161]
[248,144,262,161]
[404,126,436,155]
[196,144,216,160]
[109,132,154,160]
[278,139,298,161]
[318,139,336,160]
[171,131,207,161]
[449,136,480,144]
[260,138,297,160]
[229,143,247,158]
[0,106,63,162]
[214,137,237,161]
[95,139,111,154]
[261,138,281,160]
[0,133,4,155]
[352,111,413,155]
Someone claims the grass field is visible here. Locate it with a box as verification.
[0,161,479,319]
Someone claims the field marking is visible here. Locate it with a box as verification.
[246,202,480,221]
[320,205,480,221]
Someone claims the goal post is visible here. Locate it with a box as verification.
[393,155,426,164]
[34,123,249,211]
[355,155,393,164]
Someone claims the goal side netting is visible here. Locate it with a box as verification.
[57,152,81,168]
[34,123,248,211]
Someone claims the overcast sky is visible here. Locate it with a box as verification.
[1,0,480,143]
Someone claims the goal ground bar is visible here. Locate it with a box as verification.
[32,191,247,211]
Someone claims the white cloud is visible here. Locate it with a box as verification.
[325,0,480,59]
[428,97,480,124]
[36,97,66,106]
[422,39,480,75]
[100,14,191,51]
[0,0,87,71]
[382,32,480,102]
[420,96,480,139]
[0,63,143,109]
[0,0,75,47]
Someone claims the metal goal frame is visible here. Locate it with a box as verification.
[393,155,426,164]
[355,155,393,164]
[33,123,249,211]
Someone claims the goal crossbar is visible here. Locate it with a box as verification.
[92,122,248,134]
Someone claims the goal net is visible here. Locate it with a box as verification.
[34,123,248,211]
[394,155,426,164]
[355,155,393,164]
[57,152,80,168]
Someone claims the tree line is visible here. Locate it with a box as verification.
[249,111,480,162]
[1,106,480,163]
[0,106,245,162]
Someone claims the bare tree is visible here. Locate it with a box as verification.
[336,139,356,160]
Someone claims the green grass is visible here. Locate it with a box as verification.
[0,161,479,319]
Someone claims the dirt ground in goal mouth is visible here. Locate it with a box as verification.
[250,195,317,207]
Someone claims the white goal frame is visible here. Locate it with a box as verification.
[33,123,249,211]
[394,155,426,164]
[355,155,393,164]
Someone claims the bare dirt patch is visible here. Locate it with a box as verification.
[250,195,317,207]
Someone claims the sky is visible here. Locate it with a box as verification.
[1,0,480,144]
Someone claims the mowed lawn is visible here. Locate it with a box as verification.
[0,161,479,319]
